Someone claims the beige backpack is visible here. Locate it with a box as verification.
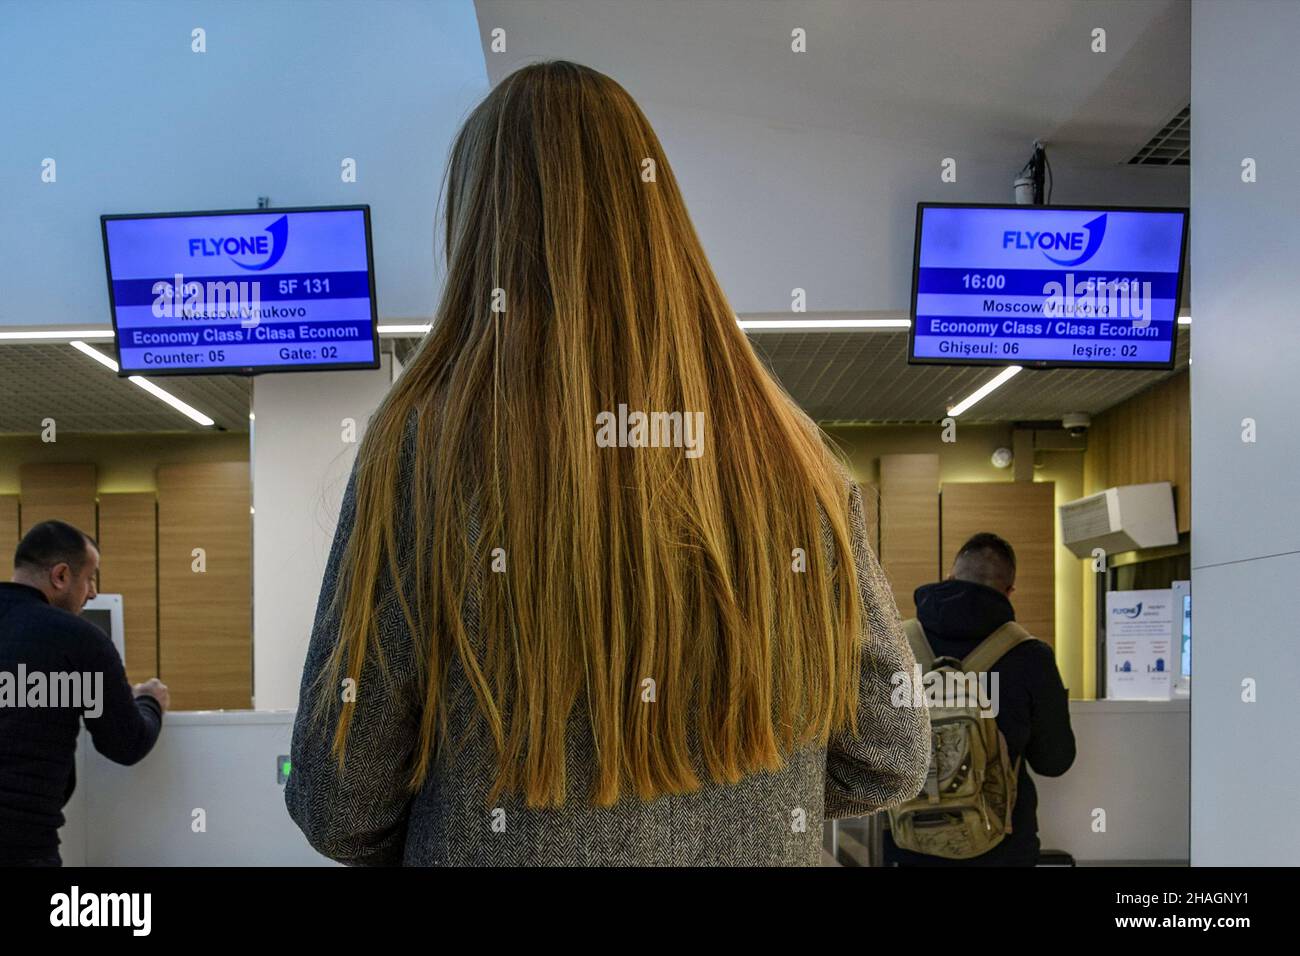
[886,618,1034,859]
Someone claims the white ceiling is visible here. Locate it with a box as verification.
[476,0,1190,165]
[467,0,1192,424]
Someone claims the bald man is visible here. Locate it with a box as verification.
[0,520,168,865]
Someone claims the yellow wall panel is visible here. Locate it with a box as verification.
[19,463,97,537]
[0,495,19,571]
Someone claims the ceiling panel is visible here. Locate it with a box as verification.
[0,326,1187,435]
[750,326,1190,424]
[0,343,251,434]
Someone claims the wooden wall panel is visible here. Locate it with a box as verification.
[18,464,97,537]
[1084,370,1190,534]
[941,481,1056,645]
[98,493,158,684]
[157,462,251,710]
[878,454,940,619]
[0,495,18,571]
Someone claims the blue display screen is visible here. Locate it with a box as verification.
[102,206,380,375]
[909,203,1188,368]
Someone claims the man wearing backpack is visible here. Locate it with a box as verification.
[883,532,1075,866]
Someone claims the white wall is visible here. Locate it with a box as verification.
[475,0,1191,315]
[251,355,393,711]
[0,0,486,328]
[1189,0,1300,864]
[648,98,1190,316]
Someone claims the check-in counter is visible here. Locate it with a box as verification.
[59,700,1190,866]
[1034,698,1189,864]
[60,710,331,866]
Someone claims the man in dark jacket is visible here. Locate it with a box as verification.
[0,520,167,865]
[884,532,1075,866]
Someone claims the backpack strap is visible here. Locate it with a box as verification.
[961,621,1036,673]
[901,619,935,672]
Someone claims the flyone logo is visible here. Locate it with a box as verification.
[1002,213,1107,266]
[186,214,288,271]
[1112,602,1144,618]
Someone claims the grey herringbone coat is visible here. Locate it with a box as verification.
[286,440,931,866]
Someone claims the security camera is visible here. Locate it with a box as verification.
[1062,412,1091,437]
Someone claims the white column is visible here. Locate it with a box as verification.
[251,355,393,711]
[1190,0,1300,864]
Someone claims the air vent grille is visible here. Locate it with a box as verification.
[1128,106,1189,166]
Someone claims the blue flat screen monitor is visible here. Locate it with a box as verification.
[909,203,1188,369]
[102,205,380,376]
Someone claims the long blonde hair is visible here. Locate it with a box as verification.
[323,61,864,807]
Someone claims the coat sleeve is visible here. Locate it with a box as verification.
[1022,641,1077,777]
[824,482,932,819]
[285,422,424,866]
[79,624,164,766]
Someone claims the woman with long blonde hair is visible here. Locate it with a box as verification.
[287,60,929,865]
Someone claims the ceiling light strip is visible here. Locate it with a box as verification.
[69,340,215,427]
[739,318,910,331]
[947,365,1023,418]
[0,329,116,341]
[2,315,1194,341]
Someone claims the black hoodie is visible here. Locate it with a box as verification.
[883,578,1076,866]
[0,582,163,864]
